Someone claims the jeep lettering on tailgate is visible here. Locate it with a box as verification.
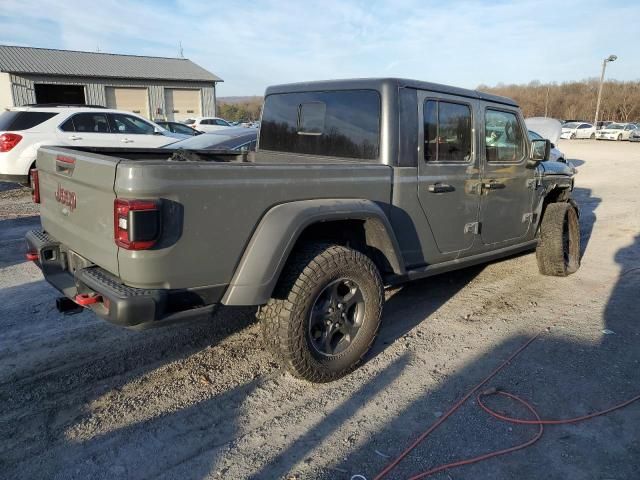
[55,184,76,211]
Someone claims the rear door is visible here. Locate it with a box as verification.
[57,112,120,147]
[417,93,481,254]
[37,146,120,274]
[479,106,534,245]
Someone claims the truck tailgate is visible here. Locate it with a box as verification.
[37,146,120,275]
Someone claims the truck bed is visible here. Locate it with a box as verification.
[35,146,393,294]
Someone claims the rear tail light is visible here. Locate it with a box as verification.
[30,168,40,203]
[0,133,22,152]
[114,198,161,250]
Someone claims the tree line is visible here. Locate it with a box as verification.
[216,98,263,122]
[478,79,640,123]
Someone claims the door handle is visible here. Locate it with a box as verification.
[121,138,134,143]
[68,135,82,141]
[483,181,505,190]
[427,183,455,193]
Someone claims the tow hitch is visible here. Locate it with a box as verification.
[55,297,83,314]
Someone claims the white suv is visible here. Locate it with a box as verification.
[184,117,232,133]
[0,105,188,184]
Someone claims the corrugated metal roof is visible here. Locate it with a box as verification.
[0,45,222,82]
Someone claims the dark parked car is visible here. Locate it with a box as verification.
[154,121,201,136]
[162,127,257,151]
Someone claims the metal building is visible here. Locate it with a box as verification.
[0,45,222,121]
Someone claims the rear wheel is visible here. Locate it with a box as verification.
[258,243,383,382]
[536,202,580,276]
[617,133,623,141]
[590,133,595,139]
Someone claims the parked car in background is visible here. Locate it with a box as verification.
[0,105,188,185]
[528,130,565,162]
[596,121,613,130]
[596,123,638,141]
[155,121,201,136]
[560,122,596,139]
[184,117,232,132]
[629,128,640,142]
[161,127,257,151]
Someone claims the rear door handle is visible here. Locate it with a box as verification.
[121,138,134,143]
[427,183,455,193]
[483,181,505,190]
[68,135,82,141]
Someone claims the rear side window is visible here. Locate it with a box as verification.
[0,111,57,131]
[423,100,472,162]
[260,90,380,160]
[68,113,111,133]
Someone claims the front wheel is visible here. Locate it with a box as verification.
[258,243,383,382]
[590,133,595,139]
[570,133,576,139]
[617,134,623,141]
[536,202,580,276]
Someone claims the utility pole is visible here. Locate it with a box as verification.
[594,54,617,129]
[178,41,184,58]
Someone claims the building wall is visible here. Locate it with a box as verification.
[0,72,13,110]
[7,74,217,117]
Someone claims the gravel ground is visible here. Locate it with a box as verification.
[0,140,639,480]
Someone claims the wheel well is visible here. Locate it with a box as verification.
[295,219,398,276]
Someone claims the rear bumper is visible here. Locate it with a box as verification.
[25,230,217,328]
[0,173,29,185]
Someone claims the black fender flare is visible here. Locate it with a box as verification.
[221,199,405,306]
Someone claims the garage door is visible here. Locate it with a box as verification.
[165,89,201,122]
[105,87,149,118]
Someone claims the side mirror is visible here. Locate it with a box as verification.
[528,138,550,167]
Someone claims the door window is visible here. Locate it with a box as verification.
[69,113,111,133]
[485,110,525,163]
[109,114,154,134]
[423,100,472,162]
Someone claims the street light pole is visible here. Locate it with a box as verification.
[594,54,617,129]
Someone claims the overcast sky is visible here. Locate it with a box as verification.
[1,0,638,96]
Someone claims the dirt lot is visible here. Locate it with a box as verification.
[1,140,639,480]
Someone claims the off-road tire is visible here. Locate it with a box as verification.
[258,243,383,382]
[536,202,580,276]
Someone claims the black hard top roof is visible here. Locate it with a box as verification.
[265,77,518,107]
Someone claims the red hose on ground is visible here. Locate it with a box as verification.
[370,330,640,480]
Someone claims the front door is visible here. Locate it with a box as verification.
[480,107,534,245]
[107,113,171,148]
[417,96,481,255]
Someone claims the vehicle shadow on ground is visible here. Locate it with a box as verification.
[247,194,640,479]
[307,231,638,479]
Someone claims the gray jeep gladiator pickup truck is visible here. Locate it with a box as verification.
[26,78,579,382]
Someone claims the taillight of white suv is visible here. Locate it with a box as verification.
[0,133,22,152]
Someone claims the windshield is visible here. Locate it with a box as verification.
[563,122,579,129]
[607,124,624,130]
